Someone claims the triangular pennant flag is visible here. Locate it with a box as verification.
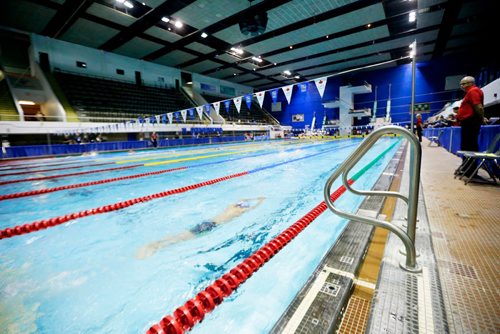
[213,101,220,115]
[161,114,167,124]
[188,108,195,120]
[233,97,242,113]
[314,77,328,98]
[244,94,253,110]
[270,89,279,104]
[256,91,265,108]
[224,100,231,114]
[204,104,211,115]
[282,85,294,104]
[180,109,187,122]
[167,113,173,124]
[196,106,204,120]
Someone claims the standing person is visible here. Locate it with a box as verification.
[455,76,485,177]
[150,132,158,148]
[415,113,423,142]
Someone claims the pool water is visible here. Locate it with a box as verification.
[0,138,400,333]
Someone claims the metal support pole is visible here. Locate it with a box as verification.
[410,40,417,132]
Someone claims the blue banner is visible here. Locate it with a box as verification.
[299,83,308,93]
[224,100,231,114]
[270,89,278,104]
[161,114,167,124]
[205,104,211,113]
[188,108,195,120]
[174,112,180,121]
[245,94,253,110]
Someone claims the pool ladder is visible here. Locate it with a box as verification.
[324,125,422,273]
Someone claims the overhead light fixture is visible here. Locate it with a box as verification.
[230,47,244,55]
[116,0,125,3]
[19,100,36,105]
[409,11,416,22]
[295,75,300,79]
[289,46,293,49]
[366,23,372,28]
[161,17,170,23]
[174,20,183,28]
[283,70,292,76]
[201,32,208,38]
[123,1,134,8]
[251,56,263,63]
[186,81,192,85]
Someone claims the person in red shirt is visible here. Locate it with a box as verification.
[455,76,485,177]
[415,113,423,142]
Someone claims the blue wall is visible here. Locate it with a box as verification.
[267,53,499,128]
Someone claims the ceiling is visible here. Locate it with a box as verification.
[0,0,495,90]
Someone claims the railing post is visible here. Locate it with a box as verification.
[324,125,422,273]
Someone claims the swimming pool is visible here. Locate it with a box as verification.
[0,138,401,333]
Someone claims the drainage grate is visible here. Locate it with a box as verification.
[340,256,354,265]
[320,282,340,297]
[447,261,478,280]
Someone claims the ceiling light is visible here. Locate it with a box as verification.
[161,17,170,23]
[251,56,263,63]
[295,75,300,79]
[230,47,244,55]
[186,81,192,85]
[116,0,125,3]
[201,32,208,38]
[19,100,36,105]
[289,46,293,49]
[283,70,291,75]
[174,20,183,28]
[326,35,329,39]
[409,11,416,22]
[366,23,371,28]
[123,1,134,8]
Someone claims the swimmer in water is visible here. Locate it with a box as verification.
[136,197,265,259]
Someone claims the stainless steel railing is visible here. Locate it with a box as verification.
[324,125,422,272]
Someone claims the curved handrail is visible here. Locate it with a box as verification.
[324,125,421,272]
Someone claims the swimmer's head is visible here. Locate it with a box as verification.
[236,201,250,208]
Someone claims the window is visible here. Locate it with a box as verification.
[76,61,87,68]
[116,69,125,75]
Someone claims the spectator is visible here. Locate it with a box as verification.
[455,76,485,178]
[150,132,158,148]
[415,113,423,142]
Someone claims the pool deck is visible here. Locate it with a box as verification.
[271,136,499,333]
[367,137,500,333]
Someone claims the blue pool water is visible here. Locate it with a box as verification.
[0,138,400,333]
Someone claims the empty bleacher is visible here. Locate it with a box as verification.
[53,71,199,123]
[0,78,19,121]
[201,94,275,125]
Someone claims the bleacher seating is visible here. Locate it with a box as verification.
[0,79,19,121]
[53,71,200,123]
[201,94,274,124]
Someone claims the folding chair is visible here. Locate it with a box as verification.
[455,133,500,184]
[428,129,443,147]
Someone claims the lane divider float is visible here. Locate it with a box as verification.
[0,142,353,239]
[0,162,113,177]
[144,140,400,334]
[0,141,348,199]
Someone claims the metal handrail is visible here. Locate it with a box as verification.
[324,125,422,272]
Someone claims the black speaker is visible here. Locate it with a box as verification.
[239,12,268,36]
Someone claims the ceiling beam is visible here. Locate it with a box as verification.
[431,0,464,59]
[100,0,196,51]
[42,0,95,38]
[142,0,291,61]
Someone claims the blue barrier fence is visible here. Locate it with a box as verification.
[423,125,500,154]
[2,135,250,159]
